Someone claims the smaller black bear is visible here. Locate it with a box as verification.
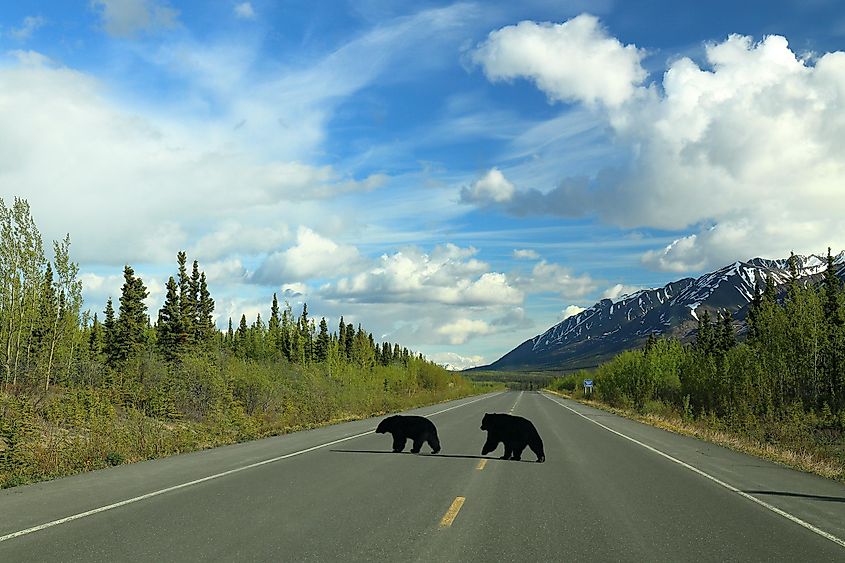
[376,415,441,454]
[480,413,545,462]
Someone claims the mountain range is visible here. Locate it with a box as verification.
[478,252,845,372]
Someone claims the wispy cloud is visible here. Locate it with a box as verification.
[233,2,256,20]
[7,16,45,40]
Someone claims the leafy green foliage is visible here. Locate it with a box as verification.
[549,259,845,472]
[0,197,483,488]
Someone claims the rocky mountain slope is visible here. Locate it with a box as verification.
[480,252,845,372]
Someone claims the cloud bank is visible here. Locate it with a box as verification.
[471,16,845,270]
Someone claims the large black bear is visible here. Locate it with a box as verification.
[376,415,441,454]
[480,413,545,462]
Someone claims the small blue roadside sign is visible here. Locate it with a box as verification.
[583,379,593,394]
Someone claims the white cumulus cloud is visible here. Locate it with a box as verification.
[430,351,486,371]
[460,167,516,204]
[471,14,646,108]
[253,227,362,283]
[516,260,597,299]
[436,318,493,345]
[325,243,522,306]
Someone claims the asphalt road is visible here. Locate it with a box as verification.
[2,391,845,562]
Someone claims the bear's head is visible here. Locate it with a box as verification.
[480,413,491,431]
[376,416,396,434]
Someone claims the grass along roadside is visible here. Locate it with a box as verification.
[544,388,845,482]
[1,383,497,489]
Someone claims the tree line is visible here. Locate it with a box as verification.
[0,197,481,487]
[550,250,845,465]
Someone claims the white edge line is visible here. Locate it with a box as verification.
[0,391,503,544]
[541,392,845,550]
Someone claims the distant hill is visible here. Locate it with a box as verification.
[476,252,845,372]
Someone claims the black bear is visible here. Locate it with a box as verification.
[480,413,545,462]
[376,415,441,454]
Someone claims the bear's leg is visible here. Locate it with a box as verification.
[529,438,545,462]
[427,432,441,454]
[410,436,424,453]
[392,434,406,453]
[481,437,499,456]
[500,442,513,460]
[511,441,527,461]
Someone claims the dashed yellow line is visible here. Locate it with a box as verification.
[476,459,487,470]
[439,497,466,528]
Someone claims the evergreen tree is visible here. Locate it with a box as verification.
[718,310,736,352]
[156,276,182,360]
[695,310,714,355]
[281,304,293,360]
[115,265,149,363]
[381,341,392,366]
[177,252,195,346]
[316,317,330,362]
[88,312,101,357]
[234,314,248,357]
[196,272,215,343]
[763,273,778,304]
[299,303,312,363]
[338,317,346,358]
[32,263,57,361]
[748,277,763,340]
[226,317,234,345]
[268,293,281,355]
[822,247,843,327]
[103,297,118,367]
[345,323,354,360]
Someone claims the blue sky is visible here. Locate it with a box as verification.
[2,0,845,368]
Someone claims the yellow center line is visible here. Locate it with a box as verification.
[476,459,487,470]
[439,497,466,528]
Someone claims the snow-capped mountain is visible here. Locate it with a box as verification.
[480,252,845,372]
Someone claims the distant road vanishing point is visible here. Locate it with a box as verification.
[2,391,845,561]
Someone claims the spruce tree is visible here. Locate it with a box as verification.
[763,273,778,304]
[115,265,149,363]
[177,252,195,346]
[338,317,346,357]
[196,272,215,343]
[89,312,101,357]
[33,262,57,361]
[822,247,843,327]
[696,310,714,355]
[316,317,330,362]
[235,314,248,357]
[268,293,281,354]
[718,310,736,352]
[103,297,118,367]
[156,276,182,360]
[345,323,354,359]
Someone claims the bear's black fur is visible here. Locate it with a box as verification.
[480,413,545,462]
[376,415,441,454]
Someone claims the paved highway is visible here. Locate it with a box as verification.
[2,391,845,561]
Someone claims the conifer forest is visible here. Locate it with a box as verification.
[0,197,481,487]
